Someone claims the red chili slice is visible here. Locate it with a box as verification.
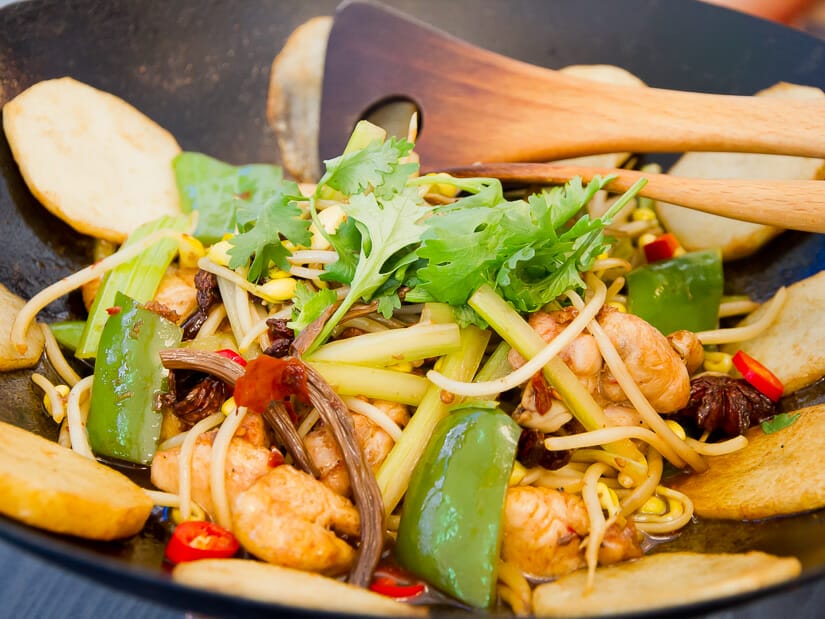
[369,565,426,599]
[164,520,240,564]
[215,348,247,367]
[643,232,680,263]
[234,355,309,412]
[732,350,784,402]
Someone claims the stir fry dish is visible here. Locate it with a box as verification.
[3,69,825,617]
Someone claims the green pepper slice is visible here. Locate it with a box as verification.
[395,407,520,608]
[626,249,723,335]
[87,292,181,464]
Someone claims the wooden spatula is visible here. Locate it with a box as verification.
[445,162,825,233]
[319,1,825,171]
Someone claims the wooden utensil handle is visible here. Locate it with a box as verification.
[447,163,825,233]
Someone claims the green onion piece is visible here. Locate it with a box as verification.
[75,215,191,359]
[307,361,429,406]
[307,323,461,367]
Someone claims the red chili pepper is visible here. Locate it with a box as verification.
[215,348,247,367]
[106,306,122,316]
[732,350,784,402]
[643,232,681,263]
[369,566,426,599]
[164,520,240,564]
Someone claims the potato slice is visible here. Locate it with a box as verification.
[671,404,825,520]
[554,65,646,170]
[0,283,44,370]
[173,559,424,616]
[656,83,825,261]
[0,421,152,540]
[267,16,332,182]
[533,551,800,617]
[722,270,825,394]
[3,77,182,243]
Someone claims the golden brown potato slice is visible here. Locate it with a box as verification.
[656,83,825,260]
[3,77,182,243]
[173,559,425,616]
[0,283,44,370]
[722,271,825,394]
[267,16,332,182]
[0,421,152,540]
[554,65,646,170]
[533,552,800,617]
[671,404,825,520]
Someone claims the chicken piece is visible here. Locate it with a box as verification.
[153,266,198,324]
[501,486,642,578]
[79,266,198,325]
[668,329,705,374]
[597,310,690,413]
[150,414,272,517]
[305,400,409,496]
[232,464,360,575]
[509,308,603,396]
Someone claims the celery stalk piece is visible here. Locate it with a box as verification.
[307,323,461,367]
[49,321,86,352]
[469,284,646,480]
[307,361,429,406]
[474,341,512,384]
[376,324,491,514]
[75,215,191,359]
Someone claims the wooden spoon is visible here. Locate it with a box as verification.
[320,2,825,170]
[445,162,825,233]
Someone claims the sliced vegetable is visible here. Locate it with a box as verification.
[48,320,86,352]
[215,348,247,367]
[87,293,182,464]
[75,214,190,359]
[733,350,784,402]
[761,412,800,434]
[164,520,240,564]
[642,232,681,263]
[395,407,520,608]
[369,566,426,599]
[626,249,723,335]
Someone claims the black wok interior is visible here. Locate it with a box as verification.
[2,0,825,616]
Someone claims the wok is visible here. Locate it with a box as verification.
[2,0,825,616]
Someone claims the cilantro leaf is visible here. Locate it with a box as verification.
[305,192,430,354]
[226,197,311,282]
[321,216,361,285]
[377,293,402,318]
[173,152,299,244]
[318,138,415,196]
[761,412,800,434]
[414,175,631,311]
[288,282,338,333]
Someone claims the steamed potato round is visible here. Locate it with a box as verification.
[0,421,152,540]
[0,283,44,370]
[671,404,825,520]
[533,552,800,617]
[3,77,182,242]
[173,559,424,616]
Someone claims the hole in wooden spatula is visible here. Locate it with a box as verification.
[362,97,422,141]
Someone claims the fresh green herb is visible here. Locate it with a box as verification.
[225,197,311,282]
[317,137,415,197]
[761,412,801,434]
[306,192,430,354]
[414,175,644,312]
[287,282,337,333]
[173,152,300,245]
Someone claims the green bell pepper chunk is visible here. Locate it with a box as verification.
[49,321,87,352]
[87,292,181,464]
[626,249,723,335]
[395,407,520,608]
